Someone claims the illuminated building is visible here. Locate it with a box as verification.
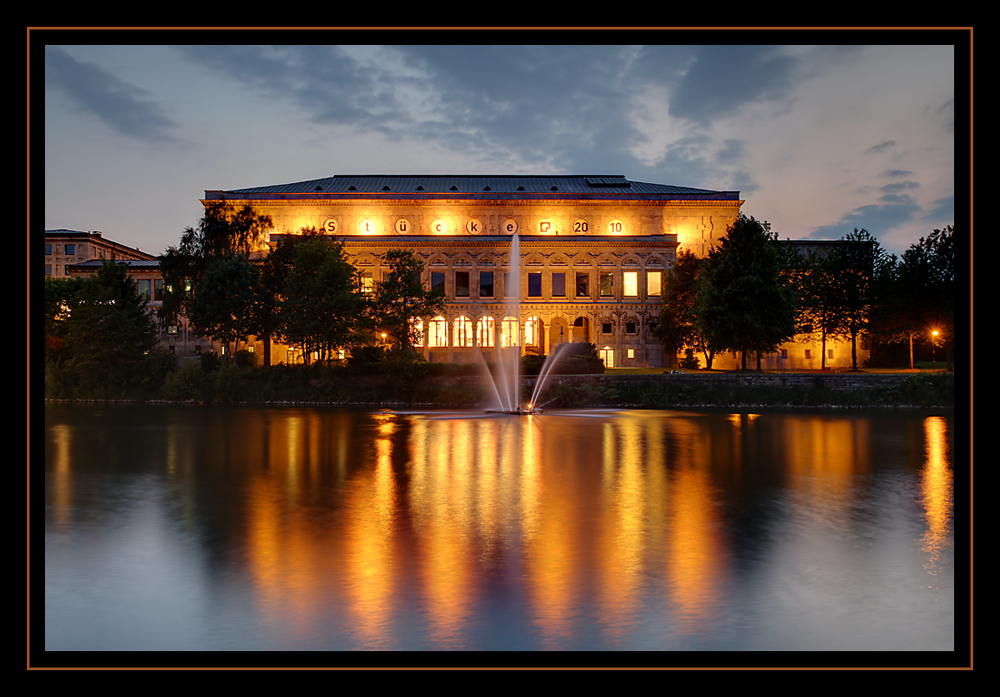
[205,174,743,368]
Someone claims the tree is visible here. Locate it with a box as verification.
[693,215,798,371]
[250,229,321,366]
[789,246,844,371]
[159,201,273,327]
[888,226,956,369]
[277,237,363,363]
[51,261,168,399]
[652,249,714,368]
[369,249,445,353]
[187,254,260,363]
[44,276,86,368]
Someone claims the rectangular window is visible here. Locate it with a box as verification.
[552,272,565,297]
[154,279,164,301]
[360,270,374,294]
[455,271,470,297]
[602,322,613,334]
[576,272,589,297]
[136,279,151,300]
[45,245,52,255]
[647,270,662,297]
[600,272,613,297]
[623,271,638,297]
[828,349,834,359]
[479,271,494,298]
[626,322,636,334]
[780,348,788,359]
[627,348,635,359]
[65,244,75,255]
[528,272,542,297]
[805,349,812,359]
[431,271,445,294]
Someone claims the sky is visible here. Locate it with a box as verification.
[38,33,964,259]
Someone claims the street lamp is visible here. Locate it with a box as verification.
[931,330,939,371]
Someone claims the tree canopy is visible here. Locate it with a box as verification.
[692,215,798,370]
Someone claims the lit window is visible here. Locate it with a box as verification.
[525,317,541,347]
[501,317,519,347]
[360,271,373,294]
[409,318,424,347]
[136,279,151,300]
[477,317,495,347]
[576,272,589,297]
[623,271,638,297]
[453,316,473,347]
[627,348,635,359]
[647,270,661,297]
[428,316,448,347]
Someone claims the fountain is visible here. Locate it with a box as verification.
[481,232,566,415]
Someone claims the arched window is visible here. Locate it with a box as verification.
[501,317,519,347]
[428,316,448,347]
[409,318,424,347]
[477,317,495,348]
[524,316,541,348]
[453,316,473,348]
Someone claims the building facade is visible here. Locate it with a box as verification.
[44,229,156,278]
[206,174,744,368]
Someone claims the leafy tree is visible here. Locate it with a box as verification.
[51,261,169,399]
[250,229,321,366]
[278,236,362,363]
[790,245,850,371]
[652,249,714,368]
[833,229,883,371]
[187,254,260,363]
[886,226,956,369]
[44,276,86,368]
[693,215,798,371]
[159,201,273,326]
[370,249,445,353]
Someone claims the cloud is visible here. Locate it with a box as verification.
[865,140,896,155]
[667,46,798,124]
[44,46,182,145]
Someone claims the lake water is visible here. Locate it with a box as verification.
[40,404,961,664]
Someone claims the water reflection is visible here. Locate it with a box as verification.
[43,406,956,654]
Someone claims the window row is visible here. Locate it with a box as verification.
[405,269,663,300]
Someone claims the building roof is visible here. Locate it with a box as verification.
[66,258,161,272]
[205,174,741,202]
[45,229,157,260]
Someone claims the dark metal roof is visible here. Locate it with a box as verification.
[206,175,740,201]
[66,259,161,271]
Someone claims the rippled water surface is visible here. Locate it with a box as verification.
[42,405,959,660]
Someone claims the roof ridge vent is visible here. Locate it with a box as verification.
[585,176,630,188]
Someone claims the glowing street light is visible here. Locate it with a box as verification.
[931,329,939,371]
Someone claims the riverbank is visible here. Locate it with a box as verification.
[47,366,956,409]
